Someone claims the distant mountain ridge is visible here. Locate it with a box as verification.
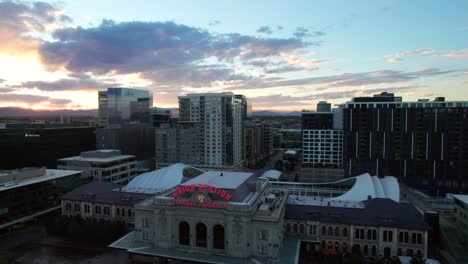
[0,107,300,117]
[0,107,98,117]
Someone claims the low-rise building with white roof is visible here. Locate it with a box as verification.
[57,149,137,185]
[0,167,82,229]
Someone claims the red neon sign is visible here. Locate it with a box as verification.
[172,184,232,201]
[172,184,231,209]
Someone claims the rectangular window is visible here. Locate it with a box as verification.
[367,230,371,240]
[372,230,377,240]
[128,209,132,217]
[116,208,120,216]
[142,218,149,227]
[389,231,393,242]
[74,204,80,212]
[84,204,90,213]
[412,233,416,244]
[417,233,422,244]
[383,231,387,241]
[259,229,268,240]
[104,207,110,215]
[355,228,359,239]
[94,206,101,214]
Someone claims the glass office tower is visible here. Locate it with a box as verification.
[100,88,152,126]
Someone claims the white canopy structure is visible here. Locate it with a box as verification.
[123,163,204,194]
[329,173,400,202]
[260,170,282,181]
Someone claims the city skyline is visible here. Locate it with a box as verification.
[0,0,467,111]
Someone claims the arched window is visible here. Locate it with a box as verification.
[363,245,368,255]
[371,245,377,256]
[335,227,340,237]
[179,221,190,245]
[213,225,225,250]
[328,226,333,236]
[196,223,207,247]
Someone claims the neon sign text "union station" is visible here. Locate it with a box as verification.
[172,184,232,201]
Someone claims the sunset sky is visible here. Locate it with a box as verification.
[0,0,467,111]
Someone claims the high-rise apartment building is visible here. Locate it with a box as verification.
[302,106,343,167]
[98,88,152,126]
[243,121,274,168]
[342,92,468,194]
[156,92,244,169]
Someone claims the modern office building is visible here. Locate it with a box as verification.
[156,92,244,169]
[98,91,108,126]
[244,121,272,168]
[110,172,429,263]
[0,167,82,229]
[96,123,155,169]
[151,107,177,127]
[341,93,468,195]
[302,103,344,169]
[98,88,152,126]
[316,101,332,112]
[155,122,202,167]
[0,126,96,170]
[451,194,468,248]
[302,102,344,182]
[57,149,137,185]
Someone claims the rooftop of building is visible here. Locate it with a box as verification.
[179,92,234,98]
[58,149,135,163]
[61,181,151,205]
[157,170,258,203]
[450,194,468,206]
[182,171,253,190]
[286,198,429,231]
[0,168,82,192]
[122,163,204,194]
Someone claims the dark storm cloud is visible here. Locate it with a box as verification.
[39,20,308,87]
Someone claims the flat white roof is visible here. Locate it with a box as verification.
[182,171,252,190]
[0,169,82,192]
[123,163,201,194]
[59,155,135,163]
[261,170,281,180]
[452,194,468,205]
[288,195,365,208]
